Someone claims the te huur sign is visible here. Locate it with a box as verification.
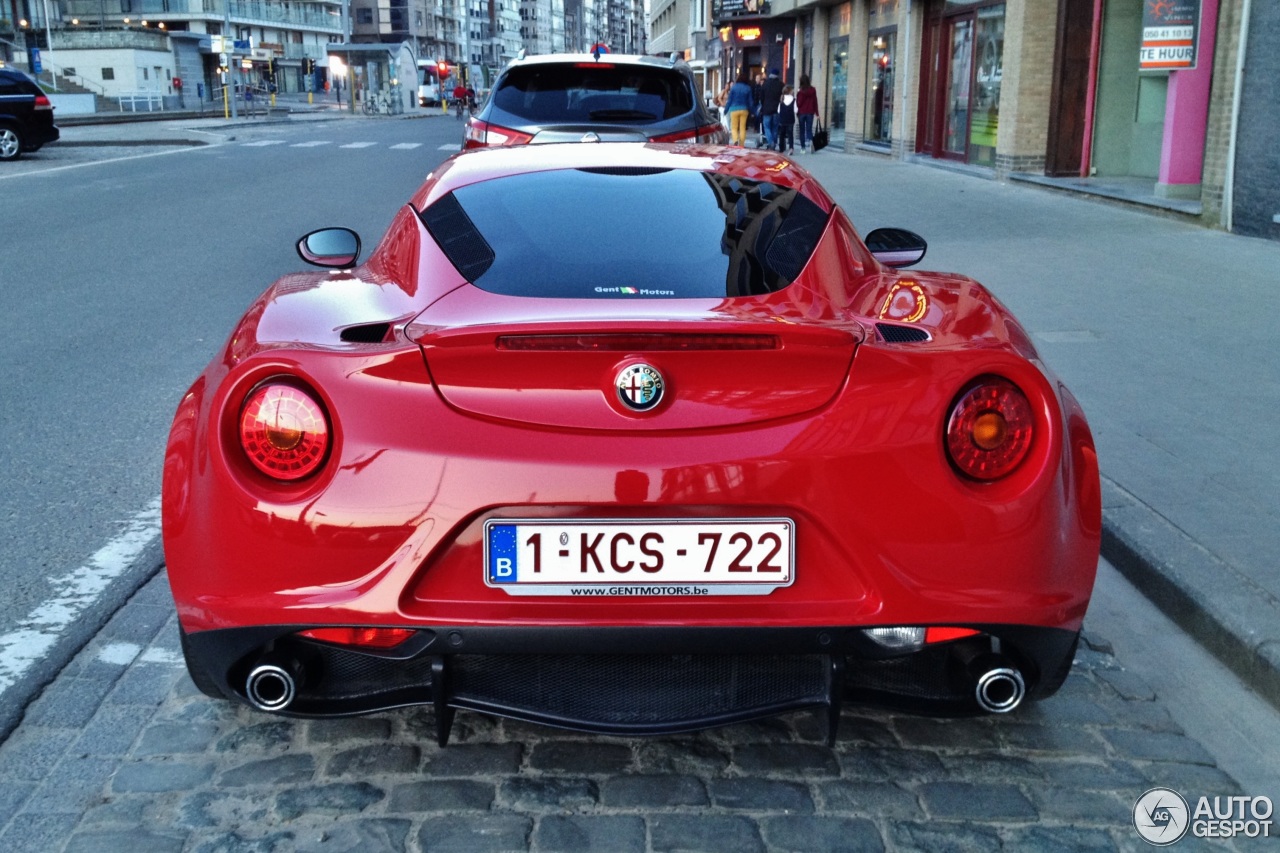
[1140,0,1200,70]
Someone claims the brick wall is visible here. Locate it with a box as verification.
[1198,0,1243,227]
[994,0,1058,176]
[1231,0,1280,239]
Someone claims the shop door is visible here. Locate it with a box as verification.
[827,37,849,149]
[929,3,1004,165]
[941,16,973,158]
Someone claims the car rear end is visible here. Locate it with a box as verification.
[464,54,727,149]
[0,69,59,161]
[166,146,1098,742]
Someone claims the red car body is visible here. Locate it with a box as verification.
[164,143,1100,743]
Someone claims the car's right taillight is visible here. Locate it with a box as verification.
[33,93,53,111]
[464,118,534,149]
[945,377,1034,480]
[239,381,330,481]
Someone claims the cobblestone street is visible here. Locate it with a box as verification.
[0,571,1253,852]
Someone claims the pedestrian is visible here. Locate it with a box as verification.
[760,68,783,150]
[777,85,796,155]
[796,74,819,153]
[720,69,754,147]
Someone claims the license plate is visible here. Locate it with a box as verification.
[484,518,794,596]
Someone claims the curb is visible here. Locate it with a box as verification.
[1099,475,1280,712]
[58,139,209,147]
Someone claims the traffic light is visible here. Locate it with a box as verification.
[437,60,449,78]
[268,58,277,79]
[302,58,315,75]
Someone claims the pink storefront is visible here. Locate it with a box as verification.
[1082,0,1220,200]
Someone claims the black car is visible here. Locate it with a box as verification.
[463,53,727,150]
[0,67,59,161]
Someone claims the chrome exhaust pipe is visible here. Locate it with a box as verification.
[245,656,303,712]
[974,664,1026,714]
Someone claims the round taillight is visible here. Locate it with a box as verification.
[239,383,330,481]
[946,378,1034,480]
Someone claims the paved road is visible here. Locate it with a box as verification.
[0,112,462,735]
[0,559,1271,852]
[2,119,1277,851]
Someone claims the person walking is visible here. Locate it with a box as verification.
[760,68,783,150]
[777,85,796,155]
[719,69,755,147]
[796,74,819,153]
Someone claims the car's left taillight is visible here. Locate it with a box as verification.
[464,117,534,149]
[33,93,53,112]
[239,382,330,481]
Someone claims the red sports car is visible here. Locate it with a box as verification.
[163,143,1100,745]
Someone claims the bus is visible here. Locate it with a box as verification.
[417,60,445,107]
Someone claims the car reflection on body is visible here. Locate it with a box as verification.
[163,142,1101,745]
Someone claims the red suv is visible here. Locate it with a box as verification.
[0,68,60,161]
[464,53,727,149]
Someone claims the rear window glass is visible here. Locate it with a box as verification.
[492,65,694,123]
[419,168,830,299]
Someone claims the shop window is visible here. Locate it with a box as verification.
[865,31,895,145]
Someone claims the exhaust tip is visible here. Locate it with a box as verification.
[246,663,297,712]
[975,666,1025,713]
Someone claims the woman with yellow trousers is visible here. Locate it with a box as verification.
[718,70,755,147]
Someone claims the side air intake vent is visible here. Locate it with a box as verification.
[340,323,392,343]
[419,193,496,282]
[876,323,931,344]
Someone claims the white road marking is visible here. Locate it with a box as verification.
[139,648,183,665]
[98,642,142,666]
[242,140,287,147]
[291,141,332,147]
[438,144,462,151]
[0,144,219,182]
[390,143,423,150]
[0,499,161,695]
[341,142,378,148]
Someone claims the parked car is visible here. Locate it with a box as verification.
[463,52,728,149]
[164,142,1101,745]
[0,68,59,161]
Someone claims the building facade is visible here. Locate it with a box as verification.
[701,0,1276,240]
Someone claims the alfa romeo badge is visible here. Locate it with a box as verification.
[616,364,664,412]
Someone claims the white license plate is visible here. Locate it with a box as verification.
[484,518,794,596]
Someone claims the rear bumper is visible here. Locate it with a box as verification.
[184,622,1079,741]
[27,120,58,149]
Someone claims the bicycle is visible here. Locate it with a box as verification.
[361,86,405,116]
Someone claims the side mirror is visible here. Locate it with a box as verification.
[864,227,927,268]
[297,228,361,268]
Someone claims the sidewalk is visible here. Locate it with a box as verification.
[799,149,1280,711]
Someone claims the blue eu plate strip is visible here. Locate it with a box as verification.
[488,524,518,583]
